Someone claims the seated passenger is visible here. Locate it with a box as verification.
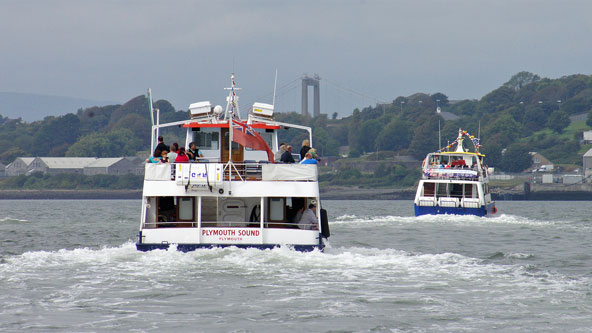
[300,152,318,164]
[280,145,296,163]
[187,142,203,161]
[175,147,190,163]
[146,150,162,163]
[309,148,320,162]
[168,143,179,162]
[160,150,169,163]
[298,203,318,230]
[275,143,287,162]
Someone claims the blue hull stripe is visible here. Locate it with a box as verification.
[414,203,494,217]
[136,243,322,252]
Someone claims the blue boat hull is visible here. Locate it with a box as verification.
[414,202,495,217]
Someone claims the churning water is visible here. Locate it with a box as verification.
[0,200,591,332]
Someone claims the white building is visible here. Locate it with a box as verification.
[27,157,98,175]
[5,157,35,176]
[83,157,139,175]
[583,148,592,180]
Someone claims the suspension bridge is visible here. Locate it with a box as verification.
[246,74,388,118]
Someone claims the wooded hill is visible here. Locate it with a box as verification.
[2,71,592,175]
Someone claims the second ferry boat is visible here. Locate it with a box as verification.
[414,128,497,217]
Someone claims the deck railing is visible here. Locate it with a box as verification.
[143,220,318,229]
[145,162,318,182]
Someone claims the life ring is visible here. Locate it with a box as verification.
[492,206,498,214]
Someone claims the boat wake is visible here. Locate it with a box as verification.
[0,216,29,223]
[0,242,586,297]
[332,213,577,229]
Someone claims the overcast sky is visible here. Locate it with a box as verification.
[2,0,592,116]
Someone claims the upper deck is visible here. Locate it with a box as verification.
[421,128,489,182]
[144,161,319,198]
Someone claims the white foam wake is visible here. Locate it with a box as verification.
[0,243,586,296]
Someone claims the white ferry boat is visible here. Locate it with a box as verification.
[137,75,329,251]
[414,129,497,217]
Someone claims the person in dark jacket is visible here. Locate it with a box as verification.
[155,136,169,155]
[280,145,295,163]
[300,139,311,160]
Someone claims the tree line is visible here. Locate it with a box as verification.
[2,71,592,175]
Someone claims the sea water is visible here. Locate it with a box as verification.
[0,200,591,332]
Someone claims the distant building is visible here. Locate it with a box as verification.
[27,157,98,175]
[5,157,35,176]
[124,156,146,175]
[529,152,553,172]
[84,157,139,175]
[583,148,592,179]
[4,157,146,176]
[582,131,592,144]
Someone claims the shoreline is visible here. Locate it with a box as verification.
[0,190,142,200]
[2,187,592,200]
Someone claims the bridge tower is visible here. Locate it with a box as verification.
[301,74,320,117]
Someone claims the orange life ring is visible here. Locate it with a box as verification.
[492,206,498,214]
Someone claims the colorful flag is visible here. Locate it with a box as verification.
[232,120,274,162]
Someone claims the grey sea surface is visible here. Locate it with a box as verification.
[0,200,591,332]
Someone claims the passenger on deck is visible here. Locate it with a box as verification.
[146,150,162,163]
[280,145,296,163]
[309,148,320,162]
[168,143,179,162]
[300,139,311,160]
[300,152,318,164]
[175,147,189,163]
[154,136,169,155]
[187,142,203,161]
[298,203,318,230]
[160,150,169,163]
[275,143,286,162]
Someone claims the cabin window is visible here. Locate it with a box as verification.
[177,197,195,221]
[245,131,273,151]
[423,182,435,196]
[436,183,448,197]
[450,183,463,197]
[193,131,220,150]
[464,184,476,198]
[200,197,218,226]
[268,198,285,221]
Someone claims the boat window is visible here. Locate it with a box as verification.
[268,197,285,221]
[200,197,218,226]
[423,182,435,196]
[464,184,476,198]
[157,197,176,222]
[436,183,448,197]
[178,197,195,221]
[450,184,463,198]
[193,130,220,150]
[245,131,273,151]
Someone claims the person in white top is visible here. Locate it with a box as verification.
[298,203,318,230]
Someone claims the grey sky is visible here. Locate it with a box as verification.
[2,0,591,116]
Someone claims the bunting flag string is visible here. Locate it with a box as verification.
[436,129,482,153]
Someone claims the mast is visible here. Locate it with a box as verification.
[272,69,278,106]
[147,88,155,152]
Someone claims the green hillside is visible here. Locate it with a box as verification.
[2,71,592,180]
